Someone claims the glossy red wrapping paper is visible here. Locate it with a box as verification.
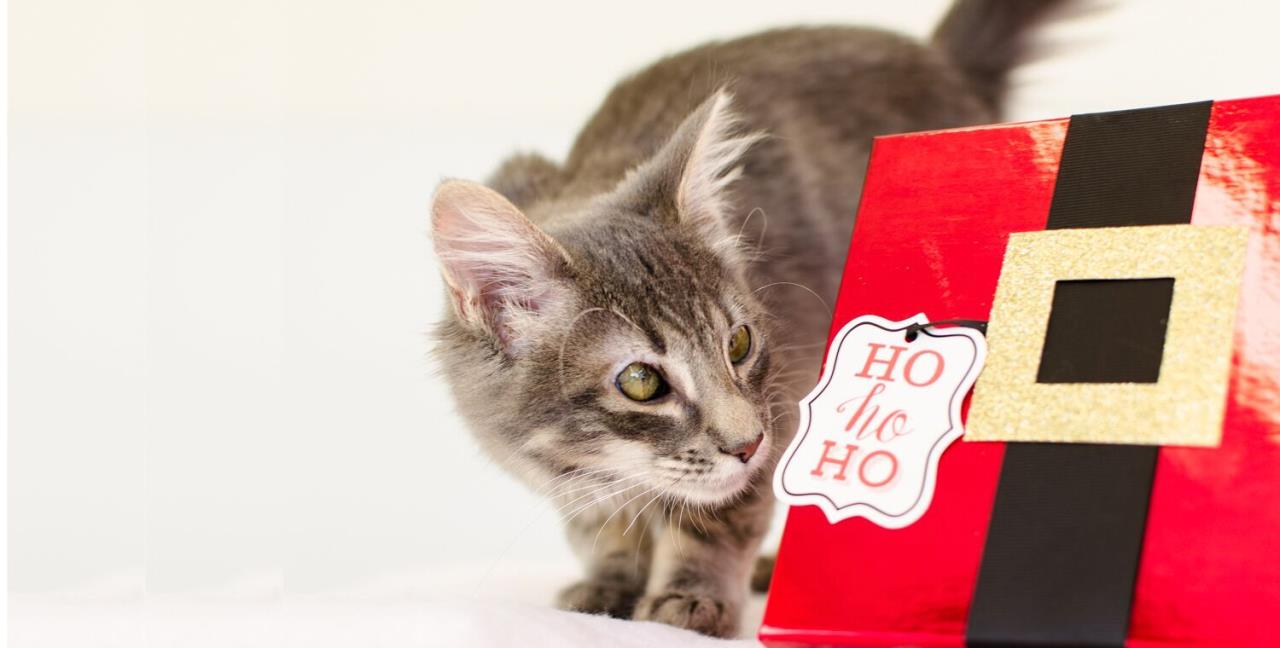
[760,95,1280,647]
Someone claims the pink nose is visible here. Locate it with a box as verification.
[721,433,764,464]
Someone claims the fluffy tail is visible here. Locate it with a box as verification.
[931,0,1073,112]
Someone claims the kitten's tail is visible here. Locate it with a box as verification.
[931,0,1076,113]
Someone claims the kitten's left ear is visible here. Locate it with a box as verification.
[618,90,765,262]
[430,180,573,355]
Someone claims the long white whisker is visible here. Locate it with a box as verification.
[591,484,662,555]
[544,463,651,499]
[556,307,607,400]
[555,473,649,517]
[562,480,647,524]
[535,467,605,498]
[632,502,660,575]
[624,476,679,537]
[675,500,688,559]
[737,206,768,253]
[551,471,650,505]
[542,461,650,496]
[752,281,832,319]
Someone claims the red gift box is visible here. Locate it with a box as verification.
[762,95,1280,647]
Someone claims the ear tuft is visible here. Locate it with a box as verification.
[677,91,765,239]
[430,180,572,353]
[615,90,765,264]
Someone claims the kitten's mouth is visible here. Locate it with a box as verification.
[664,436,771,506]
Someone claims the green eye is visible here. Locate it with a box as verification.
[728,325,752,364]
[616,362,668,402]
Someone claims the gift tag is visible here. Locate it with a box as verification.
[774,314,987,529]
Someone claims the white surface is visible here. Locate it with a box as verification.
[11,564,768,647]
[1,0,9,636]
[9,0,1280,645]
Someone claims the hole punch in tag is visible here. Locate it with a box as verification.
[774,314,987,529]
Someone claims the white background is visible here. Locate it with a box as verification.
[10,0,1280,635]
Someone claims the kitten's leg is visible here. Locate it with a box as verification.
[556,507,653,618]
[633,484,772,638]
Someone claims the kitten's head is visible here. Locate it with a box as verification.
[430,92,776,507]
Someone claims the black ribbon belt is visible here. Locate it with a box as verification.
[965,101,1214,647]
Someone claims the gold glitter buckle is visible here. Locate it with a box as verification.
[966,224,1249,447]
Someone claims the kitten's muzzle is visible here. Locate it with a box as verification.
[719,433,764,464]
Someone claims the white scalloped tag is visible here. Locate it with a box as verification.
[774,314,987,529]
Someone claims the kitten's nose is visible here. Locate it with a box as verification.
[720,433,764,464]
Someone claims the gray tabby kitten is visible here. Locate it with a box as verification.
[430,0,1068,637]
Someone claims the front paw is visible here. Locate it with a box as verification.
[633,591,736,638]
[556,579,642,618]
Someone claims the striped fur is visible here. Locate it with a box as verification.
[429,2,1070,636]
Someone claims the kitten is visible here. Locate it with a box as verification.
[430,0,1069,637]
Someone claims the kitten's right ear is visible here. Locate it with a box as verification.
[613,90,764,265]
[430,180,573,354]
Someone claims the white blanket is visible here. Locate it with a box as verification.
[11,565,767,648]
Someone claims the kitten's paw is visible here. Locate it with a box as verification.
[555,580,641,618]
[633,591,736,638]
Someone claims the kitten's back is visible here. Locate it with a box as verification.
[498,1,1066,212]
[489,1,1069,379]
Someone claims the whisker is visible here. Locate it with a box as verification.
[752,281,832,319]
[690,505,712,537]
[556,307,607,401]
[592,484,662,555]
[633,502,659,575]
[536,467,608,498]
[624,474,686,537]
[670,503,681,554]
[623,491,664,538]
[675,500,688,559]
[560,479,647,523]
[555,472,649,516]
[736,206,768,251]
[545,463,650,500]
[550,468,650,504]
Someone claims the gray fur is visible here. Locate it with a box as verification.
[429,1,1068,637]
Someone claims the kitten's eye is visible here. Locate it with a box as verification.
[616,362,669,402]
[728,325,752,364]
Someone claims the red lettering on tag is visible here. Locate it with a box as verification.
[810,440,857,481]
[904,349,945,387]
[809,441,900,488]
[838,383,912,442]
[858,450,898,488]
[855,343,907,381]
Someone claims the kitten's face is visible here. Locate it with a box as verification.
[431,92,775,508]
[524,217,774,506]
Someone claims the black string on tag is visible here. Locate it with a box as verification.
[904,319,988,342]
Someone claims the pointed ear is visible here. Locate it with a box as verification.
[430,180,573,354]
[618,90,765,261]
